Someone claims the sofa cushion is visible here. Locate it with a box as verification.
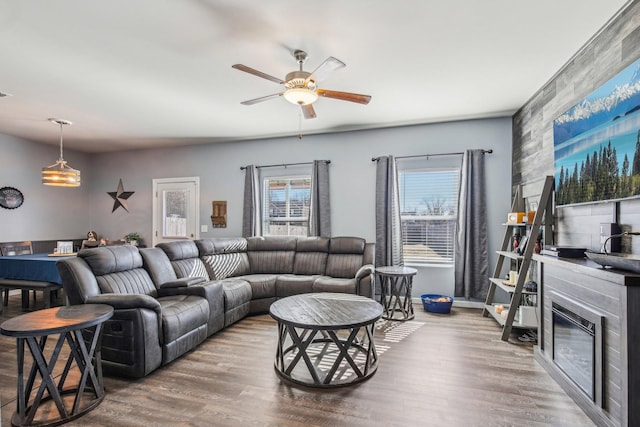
[246,236,296,274]
[246,236,297,251]
[96,270,158,297]
[80,245,143,276]
[235,274,277,300]
[275,274,317,298]
[202,253,250,280]
[220,279,253,311]
[296,237,330,252]
[248,250,295,274]
[220,278,252,327]
[250,297,275,314]
[155,241,211,280]
[157,240,200,261]
[325,254,364,279]
[140,247,178,288]
[323,237,368,278]
[157,295,209,343]
[312,277,357,294]
[293,252,328,275]
[292,236,329,275]
[172,258,210,280]
[329,237,366,254]
[196,237,247,255]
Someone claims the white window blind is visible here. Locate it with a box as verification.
[262,176,311,236]
[398,167,460,265]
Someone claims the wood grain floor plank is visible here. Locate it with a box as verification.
[0,292,595,426]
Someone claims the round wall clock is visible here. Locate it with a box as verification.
[0,186,24,209]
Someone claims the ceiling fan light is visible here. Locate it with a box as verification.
[283,88,318,106]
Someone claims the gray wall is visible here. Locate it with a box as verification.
[0,133,91,244]
[0,117,512,298]
[512,1,640,252]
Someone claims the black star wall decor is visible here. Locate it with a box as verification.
[108,179,135,212]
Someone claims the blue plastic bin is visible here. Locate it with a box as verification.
[421,294,454,314]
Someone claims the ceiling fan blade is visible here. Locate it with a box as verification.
[301,104,316,119]
[307,57,345,83]
[316,89,371,105]
[232,64,284,85]
[240,92,283,105]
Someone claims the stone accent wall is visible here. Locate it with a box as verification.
[512,1,640,251]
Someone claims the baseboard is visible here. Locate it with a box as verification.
[451,300,484,309]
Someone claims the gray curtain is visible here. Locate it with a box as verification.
[454,149,488,300]
[308,160,331,237]
[375,156,404,270]
[242,165,261,237]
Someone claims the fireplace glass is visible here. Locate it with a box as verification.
[552,302,596,400]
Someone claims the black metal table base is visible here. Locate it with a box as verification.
[1,306,113,427]
[274,322,378,388]
[12,324,107,427]
[378,271,416,321]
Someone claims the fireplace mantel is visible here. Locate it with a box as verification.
[533,254,640,427]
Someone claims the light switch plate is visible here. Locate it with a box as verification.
[201,224,208,233]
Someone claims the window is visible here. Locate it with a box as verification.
[398,167,460,265]
[262,176,311,236]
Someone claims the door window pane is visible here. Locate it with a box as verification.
[163,190,188,238]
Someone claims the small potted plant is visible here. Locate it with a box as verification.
[124,232,141,246]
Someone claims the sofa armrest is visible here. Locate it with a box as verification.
[157,280,221,296]
[355,264,374,280]
[99,307,163,378]
[159,277,206,289]
[354,264,375,298]
[86,293,162,314]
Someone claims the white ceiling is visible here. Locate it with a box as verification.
[0,0,630,153]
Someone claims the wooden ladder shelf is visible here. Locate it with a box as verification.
[482,175,554,341]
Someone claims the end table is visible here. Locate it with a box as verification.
[0,304,113,427]
[376,266,417,321]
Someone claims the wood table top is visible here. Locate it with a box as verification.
[269,293,383,329]
[0,304,114,337]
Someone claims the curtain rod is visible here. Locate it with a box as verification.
[240,160,330,170]
[371,149,493,162]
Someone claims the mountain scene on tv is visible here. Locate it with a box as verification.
[553,58,640,205]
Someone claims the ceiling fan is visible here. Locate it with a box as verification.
[232,50,371,119]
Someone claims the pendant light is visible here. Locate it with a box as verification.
[42,118,81,187]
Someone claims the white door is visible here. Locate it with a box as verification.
[152,177,200,246]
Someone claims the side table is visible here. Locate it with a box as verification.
[376,266,417,321]
[269,293,383,388]
[0,304,113,427]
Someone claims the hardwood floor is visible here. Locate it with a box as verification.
[0,292,595,426]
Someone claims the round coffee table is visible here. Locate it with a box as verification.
[269,293,383,388]
[376,266,418,321]
[1,304,113,427]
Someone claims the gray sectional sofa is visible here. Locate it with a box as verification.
[56,236,374,378]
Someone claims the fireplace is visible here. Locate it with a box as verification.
[552,303,595,399]
[550,292,604,407]
[533,257,640,427]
